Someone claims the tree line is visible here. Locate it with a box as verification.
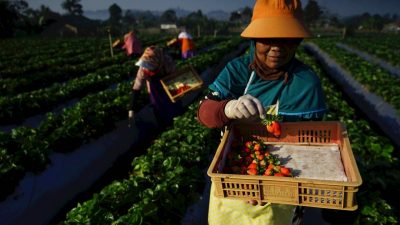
[1,0,399,38]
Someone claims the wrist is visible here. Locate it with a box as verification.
[224,100,237,119]
[197,99,231,128]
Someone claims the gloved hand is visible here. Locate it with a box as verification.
[224,94,265,120]
[128,89,140,128]
[128,110,135,128]
[128,110,134,119]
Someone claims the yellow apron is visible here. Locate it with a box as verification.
[208,183,295,225]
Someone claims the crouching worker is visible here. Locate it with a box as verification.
[112,31,143,59]
[122,30,143,58]
[128,46,183,127]
[167,29,195,60]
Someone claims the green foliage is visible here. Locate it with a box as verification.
[298,45,399,224]
[62,103,220,224]
[359,192,398,225]
[108,3,123,34]
[0,36,242,207]
[304,0,323,27]
[311,37,400,118]
[61,0,83,16]
[0,0,28,38]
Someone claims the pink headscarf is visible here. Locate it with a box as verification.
[122,31,143,56]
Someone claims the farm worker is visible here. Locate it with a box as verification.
[122,30,143,58]
[167,29,195,59]
[197,0,327,225]
[128,46,183,127]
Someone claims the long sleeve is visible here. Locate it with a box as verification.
[133,67,147,91]
[197,99,231,128]
[129,67,148,111]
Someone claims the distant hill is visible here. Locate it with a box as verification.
[207,10,230,21]
[84,8,231,21]
[84,9,109,21]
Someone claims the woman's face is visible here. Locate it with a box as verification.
[255,38,302,69]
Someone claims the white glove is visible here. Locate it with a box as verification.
[224,94,265,120]
[128,110,135,127]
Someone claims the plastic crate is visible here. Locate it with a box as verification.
[207,121,362,211]
[160,65,203,103]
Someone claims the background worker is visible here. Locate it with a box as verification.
[167,28,195,60]
[122,30,143,58]
[128,45,183,127]
[197,0,327,224]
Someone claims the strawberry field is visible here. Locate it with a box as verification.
[1,33,399,225]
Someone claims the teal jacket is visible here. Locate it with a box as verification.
[209,41,327,121]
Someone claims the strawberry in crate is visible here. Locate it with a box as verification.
[169,82,191,96]
[261,114,282,138]
[261,101,282,138]
[223,138,292,177]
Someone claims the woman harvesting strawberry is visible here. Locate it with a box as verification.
[196,0,327,224]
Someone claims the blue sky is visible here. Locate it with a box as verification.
[28,0,254,13]
[28,0,400,17]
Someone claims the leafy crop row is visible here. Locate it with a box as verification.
[61,103,220,225]
[59,42,400,225]
[0,36,180,95]
[0,36,231,124]
[298,46,399,224]
[0,61,131,124]
[341,35,400,67]
[0,37,243,201]
[310,38,400,114]
[0,34,170,67]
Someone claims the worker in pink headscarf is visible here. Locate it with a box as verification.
[122,31,143,58]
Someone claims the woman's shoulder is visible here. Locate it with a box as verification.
[221,54,252,77]
[291,58,320,83]
[227,53,251,67]
[292,58,315,73]
[215,55,250,83]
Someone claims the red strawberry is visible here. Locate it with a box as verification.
[245,141,252,149]
[247,163,257,170]
[261,114,282,137]
[256,154,264,161]
[274,165,281,173]
[266,122,274,133]
[264,168,273,176]
[280,167,292,177]
[271,121,281,137]
[247,168,257,175]
[253,143,261,151]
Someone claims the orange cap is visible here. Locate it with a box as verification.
[241,0,311,38]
